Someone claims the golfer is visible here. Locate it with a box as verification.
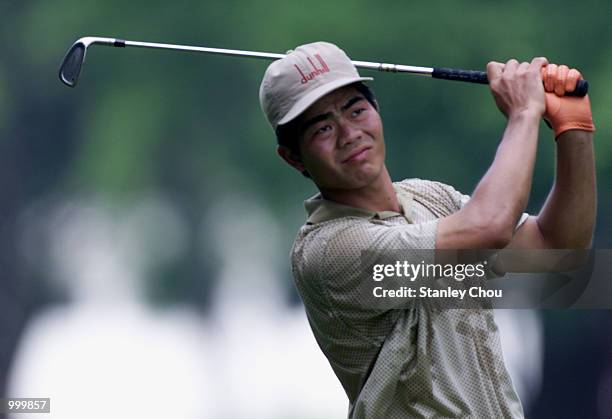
[259,42,596,418]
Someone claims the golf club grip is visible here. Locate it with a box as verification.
[432,67,589,97]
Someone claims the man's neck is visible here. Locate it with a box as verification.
[319,168,401,213]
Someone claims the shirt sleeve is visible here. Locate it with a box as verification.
[316,219,438,322]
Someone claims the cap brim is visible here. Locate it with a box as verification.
[276,76,373,127]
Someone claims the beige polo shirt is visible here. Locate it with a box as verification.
[291,178,525,418]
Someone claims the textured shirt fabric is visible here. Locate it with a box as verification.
[291,178,525,418]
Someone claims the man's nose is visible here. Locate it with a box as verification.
[338,120,362,147]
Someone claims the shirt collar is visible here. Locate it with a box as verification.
[305,184,414,224]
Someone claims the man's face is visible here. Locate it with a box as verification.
[292,85,386,190]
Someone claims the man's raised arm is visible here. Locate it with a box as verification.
[508,65,597,251]
[436,57,549,250]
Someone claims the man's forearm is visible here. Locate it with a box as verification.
[536,130,596,248]
[437,112,541,250]
[468,112,540,232]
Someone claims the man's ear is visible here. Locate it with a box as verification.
[277,146,306,173]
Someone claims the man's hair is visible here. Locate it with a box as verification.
[275,82,379,165]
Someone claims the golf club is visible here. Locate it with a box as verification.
[58,36,589,97]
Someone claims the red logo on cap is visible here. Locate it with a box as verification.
[294,54,330,84]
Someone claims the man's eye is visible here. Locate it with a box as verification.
[352,108,366,117]
[316,125,332,134]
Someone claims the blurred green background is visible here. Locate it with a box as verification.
[1,0,611,417]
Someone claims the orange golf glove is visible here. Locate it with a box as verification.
[541,64,595,138]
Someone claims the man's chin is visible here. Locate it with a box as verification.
[352,163,383,181]
[338,167,382,190]
[313,162,383,189]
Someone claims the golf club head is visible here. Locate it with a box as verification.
[59,37,117,87]
[59,41,86,87]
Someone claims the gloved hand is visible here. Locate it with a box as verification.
[541,64,596,138]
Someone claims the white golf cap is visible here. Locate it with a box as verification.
[259,41,373,131]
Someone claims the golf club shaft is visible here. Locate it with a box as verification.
[99,38,436,76]
[59,37,589,96]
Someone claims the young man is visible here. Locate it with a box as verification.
[259,42,596,417]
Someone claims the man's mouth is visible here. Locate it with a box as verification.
[342,146,372,163]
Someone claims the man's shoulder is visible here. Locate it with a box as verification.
[290,215,380,275]
[394,178,468,214]
[292,216,370,257]
[394,177,462,196]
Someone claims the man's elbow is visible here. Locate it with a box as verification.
[536,217,595,249]
[478,218,514,249]
[555,236,593,250]
[438,209,517,249]
[464,214,514,249]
